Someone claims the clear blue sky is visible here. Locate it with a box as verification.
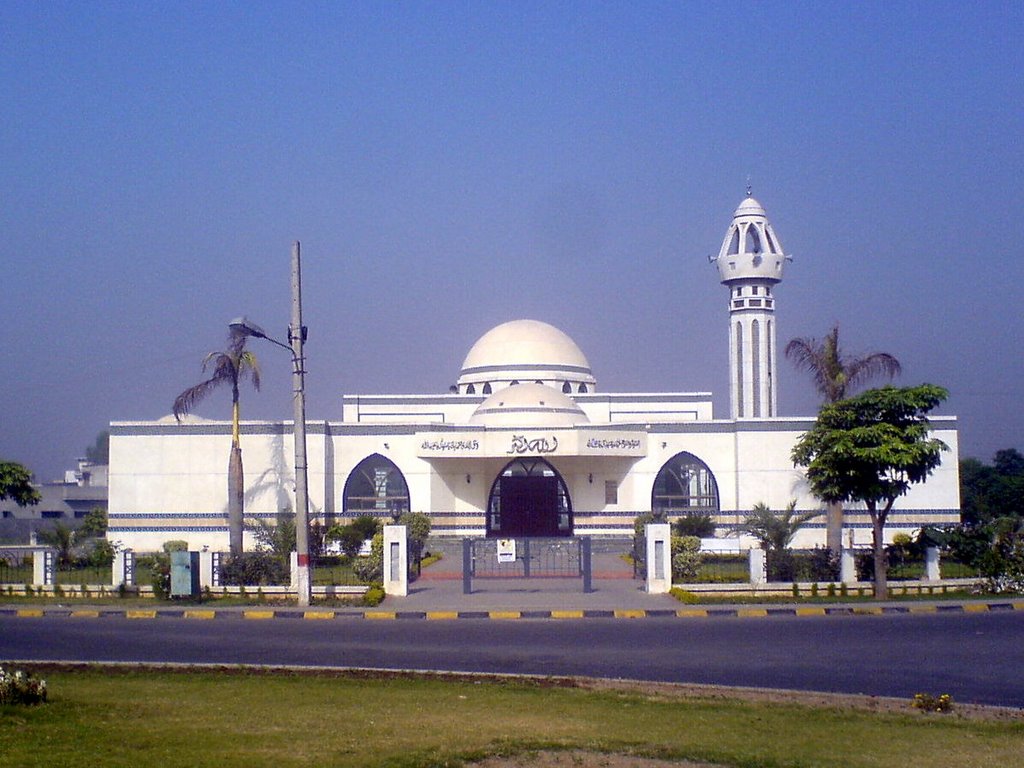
[2,1,1021,481]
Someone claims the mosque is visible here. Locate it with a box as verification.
[107,195,961,552]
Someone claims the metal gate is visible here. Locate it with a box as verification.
[462,537,592,594]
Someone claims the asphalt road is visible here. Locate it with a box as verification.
[3,611,1022,708]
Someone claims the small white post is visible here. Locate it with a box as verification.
[199,549,215,589]
[924,546,941,581]
[33,548,54,587]
[645,523,671,594]
[289,551,299,591]
[749,547,766,586]
[383,525,408,597]
[840,548,857,584]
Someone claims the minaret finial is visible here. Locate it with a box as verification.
[745,175,752,197]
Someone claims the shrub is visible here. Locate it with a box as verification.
[220,551,289,586]
[363,585,385,606]
[352,532,384,583]
[671,536,702,582]
[398,511,432,573]
[673,514,716,538]
[331,525,366,559]
[0,666,47,705]
[669,587,700,604]
[912,693,953,713]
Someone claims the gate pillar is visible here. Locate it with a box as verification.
[383,525,408,596]
[645,523,672,594]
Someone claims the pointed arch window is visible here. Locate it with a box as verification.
[578,383,589,393]
[482,382,492,394]
[727,228,740,255]
[343,454,410,518]
[562,381,572,394]
[651,452,719,518]
[466,383,476,394]
[744,225,762,254]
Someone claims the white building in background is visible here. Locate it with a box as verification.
[107,195,961,552]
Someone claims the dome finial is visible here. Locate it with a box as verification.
[745,175,752,197]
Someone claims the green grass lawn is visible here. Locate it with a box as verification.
[1,668,1021,768]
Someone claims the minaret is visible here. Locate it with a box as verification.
[712,192,790,419]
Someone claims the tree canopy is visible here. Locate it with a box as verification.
[0,461,40,507]
[791,384,948,598]
[792,385,948,509]
[85,430,110,464]
[785,325,901,403]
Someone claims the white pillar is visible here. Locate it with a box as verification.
[199,550,215,589]
[645,523,672,594]
[383,525,408,597]
[924,547,941,581]
[112,549,135,587]
[840,548,857,584]
[748,547,766,585]
[33,548,54,587]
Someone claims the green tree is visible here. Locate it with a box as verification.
[173,331,260,554]
[0,461,41,507]
[78,507,108,539]
[37,523,76,567]
[742,501,820,551]
[85,431,110,465]
[785,326,902,552]
[792,384,948,599]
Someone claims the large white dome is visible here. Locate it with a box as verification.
[469,382,589,427]
[456,319,596,395]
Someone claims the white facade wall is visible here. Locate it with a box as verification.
[108,406,961,552]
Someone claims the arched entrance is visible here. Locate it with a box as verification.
[486,458,572,537]
[651,451,719,518]
[343,454,410,519]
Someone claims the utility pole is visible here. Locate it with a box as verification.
[290,241,312,606]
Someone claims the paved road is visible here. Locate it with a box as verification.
[3,610,1022,708]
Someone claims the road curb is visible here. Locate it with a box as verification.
[2,600,1023,621]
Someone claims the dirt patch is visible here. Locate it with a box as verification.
[470,751,720,767]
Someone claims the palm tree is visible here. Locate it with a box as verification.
[742,501,820,551]
[173,331,260,554]
[785,325,901,552]
[785,326,901,404]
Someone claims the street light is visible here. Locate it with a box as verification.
[228,241,312,606]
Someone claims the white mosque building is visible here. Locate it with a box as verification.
[107,195,961,552]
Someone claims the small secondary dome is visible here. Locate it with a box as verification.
[469,383,590,427]
[457,319,597,396]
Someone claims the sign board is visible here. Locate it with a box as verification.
[496,538,517,563]
[417,429,647,458]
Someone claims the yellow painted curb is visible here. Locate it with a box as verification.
[184,610,216,620]
[614,609,646,619]
[303,611,335,620]
[963,603,989,613]
[243,610,275,620]
[16,609,43,617]
[738,608,767,618]
[1012,602,1024,611]
[126,610,156,619]
[426,611,459,620]
[488,611,521,620]
[908,605,937,613]
[796,607,825,616]
[551,610,584,619]
[70,610,100,618]
[365,611,396,620]
[853,607,882,615]
[676,609,708,617]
